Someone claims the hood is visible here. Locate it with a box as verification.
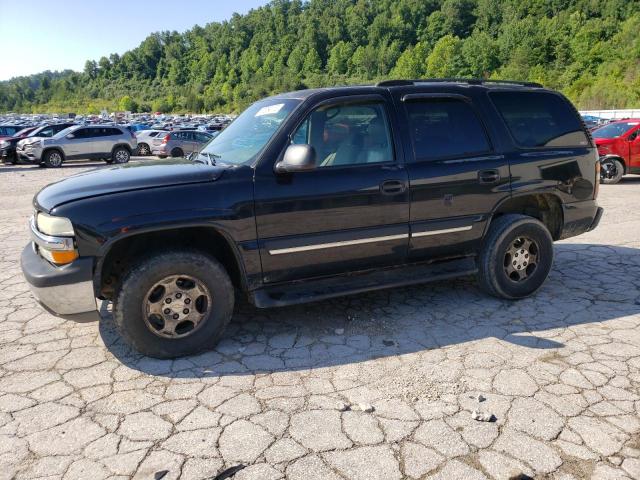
[17,136,44,147]
[35,160,227,212]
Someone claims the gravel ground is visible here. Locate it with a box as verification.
[1,160,640,480]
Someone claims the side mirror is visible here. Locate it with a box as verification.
[66,134,75,139]
[275,144,316,173]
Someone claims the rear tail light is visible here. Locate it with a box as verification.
[162,134,170,144]
[130,130,136,139]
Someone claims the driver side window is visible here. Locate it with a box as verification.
[291,101,394,168]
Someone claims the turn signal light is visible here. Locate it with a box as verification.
[40,248,79,265]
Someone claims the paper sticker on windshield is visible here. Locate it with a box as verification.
[255,103,284,117]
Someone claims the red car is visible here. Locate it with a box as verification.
[593,119,640,184]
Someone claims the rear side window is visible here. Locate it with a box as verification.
[405,98,491,161]
[490,91,589,148]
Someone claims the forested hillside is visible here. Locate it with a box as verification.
[1,0,638,113]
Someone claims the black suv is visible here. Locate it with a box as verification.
[21,79,602,358]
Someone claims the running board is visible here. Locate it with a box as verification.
[251,257,477,308]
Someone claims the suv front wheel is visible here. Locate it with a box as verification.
[113,250,235,358]
[478,214,553,299]
[112,147,130,164]
[43,150,64,168]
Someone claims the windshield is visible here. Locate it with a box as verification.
[14,127,33,137]
[52,126,76,139]
[593,122,639,139]
[198,98,301,165]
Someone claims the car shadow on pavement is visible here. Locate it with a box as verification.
[99,242,640,377]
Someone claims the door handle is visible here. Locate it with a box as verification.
[478,169,500,184]
[380,180,406,195]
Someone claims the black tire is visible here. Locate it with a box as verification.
[170,147,184,158]
[137,143,151,156]
[477,214,554,300]
[113,250,235,358]
[112,146,130,164]
[600,158,624,184]
[158,155,167,159]
[43,150,63,168]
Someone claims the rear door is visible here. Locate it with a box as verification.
[194,132,212,152]
[92,127,113,156]
[392,90,511,261]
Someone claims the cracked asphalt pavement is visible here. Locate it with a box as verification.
[2,161,640,479]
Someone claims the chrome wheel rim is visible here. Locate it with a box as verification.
[143,275,211,339]
[49,152,62,166]
[139,144,149,155]
[115,150,129,163]
[504,237,539,282]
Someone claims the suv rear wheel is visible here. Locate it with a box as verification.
[478,214,553,299]
[137,143,151,156]
[170,147,184,158]
[43,150,63,168]
[113,250,234,358]
[112,147,130,164]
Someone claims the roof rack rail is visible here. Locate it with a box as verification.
[376,78,543,88]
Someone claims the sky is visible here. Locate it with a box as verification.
[0,0,269,81]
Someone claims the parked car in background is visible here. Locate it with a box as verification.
[135,130,166,156]
[0,126,38,164]
[16,123,76,162]
[152,130,212,158]
[593,119,640,184]
[20,79,601,358]
[19,125,137,167]
[0,124,31,139]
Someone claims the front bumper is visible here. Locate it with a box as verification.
[21,244,99,322]
[17,145,42,162]
[559,199,603,239]
[0,147,16,163]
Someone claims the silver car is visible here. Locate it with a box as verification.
[25,125,137,167]
[152,130,212,158]
[134,129,166,156]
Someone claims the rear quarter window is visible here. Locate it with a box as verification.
[490,91,589,148]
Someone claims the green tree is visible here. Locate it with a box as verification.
[118,95,138,112]
[426,35,464,77]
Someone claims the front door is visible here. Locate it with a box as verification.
[66,128,97,159]
[392,92,511,261]
[253,95,410,284]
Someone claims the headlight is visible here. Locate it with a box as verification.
[0,141,8,148]
[36,212,75,236]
